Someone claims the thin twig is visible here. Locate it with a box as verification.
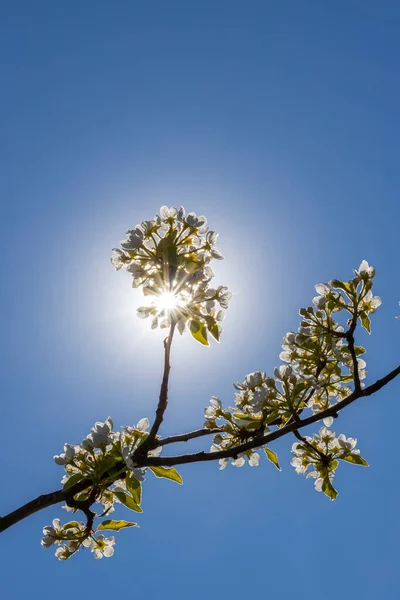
[158,428,222,447]
[144,322,176,449]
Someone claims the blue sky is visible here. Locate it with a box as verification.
[1,1,399,597]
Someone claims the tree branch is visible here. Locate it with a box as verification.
[346,313,361,392]
[0,479,91,533]
[144,322,176,449]
[138,364,400,467]
[1,364,399,534]
[157,428,222,447]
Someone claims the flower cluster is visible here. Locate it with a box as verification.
[41,518,116,560]
[111,206,232,345]
[45,416,182,560]
[204,393,278,471]
[203,261,378,497]
[291,427,368,500]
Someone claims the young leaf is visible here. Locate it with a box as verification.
[205,315,220,342]
[330,279,354,297]
[63,521,81,530]
[63,474,85,491]
[114,491,143,513]
[322,477,338,500]
[341,454,369,467]
[328,459,339,472]
[360,312,371,333]
[98,519,138,531]
[190,319,209,346]
[97,456,119,479]
[149,466,183,484]
[264,448,281,471]
[126,473,142,505]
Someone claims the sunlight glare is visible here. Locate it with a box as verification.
[155,292,180,311]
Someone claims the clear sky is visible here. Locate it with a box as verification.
[1,1,399,598]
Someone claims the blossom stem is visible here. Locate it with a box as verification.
[157,428,222,446]
[143,322,176,450]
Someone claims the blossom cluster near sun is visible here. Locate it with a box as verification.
[111,206,232,344]
[40,206,388,561]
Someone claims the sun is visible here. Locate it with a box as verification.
[154,291,180,312]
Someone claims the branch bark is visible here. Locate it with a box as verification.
[157,428,222,447]
[138,364,400,467]
[143,322,175,450]
[1,363,399,534]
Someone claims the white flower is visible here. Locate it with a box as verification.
[136,418,149,432]
[313,295,327,309]
[245,372,265,388]
[86,417,114,448]
[185,212,207,228]
[84,535,116,559]
[55,547,69,560]
[217,286,232,309]
[248,452,260,467]
[356,260,375,278]
[323,416,334,427]
[110,249,127,270]
[205,406,217,419]
[122,446,135,470]
[159,206,178,220]
[231,456,245,468]
[361,290,382,313]
[41,519,63,548]
[291,456,308,475]
[315,283,331,295]
[54,453,67,466]
[274,365,292,380]
[121,228,144,251]
[337,434,357,451]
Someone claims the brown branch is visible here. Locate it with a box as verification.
[293,429,326,460]
[137,364,400,468]
[1,364,399,534]
[345,311,361,392]
[0,478,92,533]
[157,428,221,447]
[143,322,176,450]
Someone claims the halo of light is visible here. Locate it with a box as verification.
[154,292,180,312]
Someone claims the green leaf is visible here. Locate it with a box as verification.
[98,519,138,531]
[126,473,142,505]
[330,279,354,297]
[63,474,85,491]
[190,319,209,346]
[114,491,143,513]
[264,448,281,471]
[73,492,89,502]
[233,412,262,422]
[97,456,119,478]
[341,454,369,467]
[205,316,220,342]
[322,477,338,500]
[63,521,81,530]
[360,312,371,333]
[328,459,339,472]
[149,466,183,484]
[354,345,366,356]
